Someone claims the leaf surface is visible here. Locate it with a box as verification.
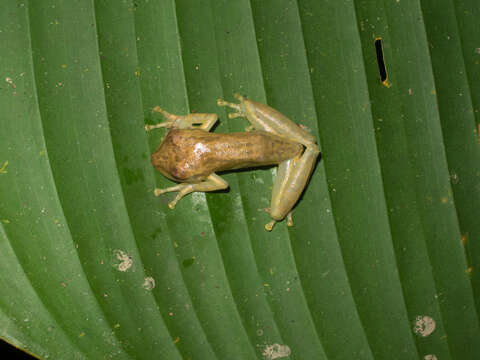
[1,0,479,359]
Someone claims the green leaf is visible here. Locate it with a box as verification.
[1,0,479,359]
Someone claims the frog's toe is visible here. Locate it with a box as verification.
[217,98,240,110]
[228,112,243,119]
[287,213,294,227]
[234,93,245,101]
[265,220,276,232]
[168,201,177,210]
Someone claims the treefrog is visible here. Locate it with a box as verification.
[146,93,320,231]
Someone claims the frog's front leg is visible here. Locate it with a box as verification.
[154,174,228,209]
[218,93,320,231]
[145,106,218,132]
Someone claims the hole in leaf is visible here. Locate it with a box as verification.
[375,38,388,84]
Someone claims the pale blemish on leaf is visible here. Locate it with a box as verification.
[450,172,459,184]
[424,354,437,360]
[142,276,155,291]
[254,176,264,184]
[262,343,291,359]
[413,315,436,337]
[191,191,206,209]
[0,160,8,174]
[113,250,133,272]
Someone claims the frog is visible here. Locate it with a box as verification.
[145,93,320,231]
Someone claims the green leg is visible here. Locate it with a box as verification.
[146,106,218,132]
[267,148,318,228]
[154,174,228,209]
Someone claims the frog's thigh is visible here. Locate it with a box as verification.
[270,148,318,221]
[167,174,228,209]
[243,100,316,145]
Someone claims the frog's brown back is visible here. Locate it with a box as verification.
[151,129,302,183]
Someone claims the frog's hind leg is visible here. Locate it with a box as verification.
[146,106,218,132]
[154,174,228,209]
[218,94,318,146]
[217,98,241,111]
[266,147,318,231]
[265,211,293,232]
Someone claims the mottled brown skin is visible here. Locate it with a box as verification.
[151,129,303,183]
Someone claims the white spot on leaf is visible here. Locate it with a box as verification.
[142,277,155,291]
[413,315,436,337]
[262,344,291,359]
[254,176,264,185]
[424,355,437,360]
[191,192,206,208]
[113,250,133,272]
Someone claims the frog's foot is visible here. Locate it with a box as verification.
[154,184,194,210]
[145,123,171,131]
[218,97,252,126]
[233,93,245,101]
[168,186,194,209]
[148,106,218,131]
[217,98,240,111]
[265,220,276,232]
[153,106,180,121]
[154,174,228,209]
[145,106,180,131]
[228,112,254,131]
[154,186,180,197]
[264,212,293,231]
[217,93,246,110]
[228,112,243,119]
[287,212,293,227]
